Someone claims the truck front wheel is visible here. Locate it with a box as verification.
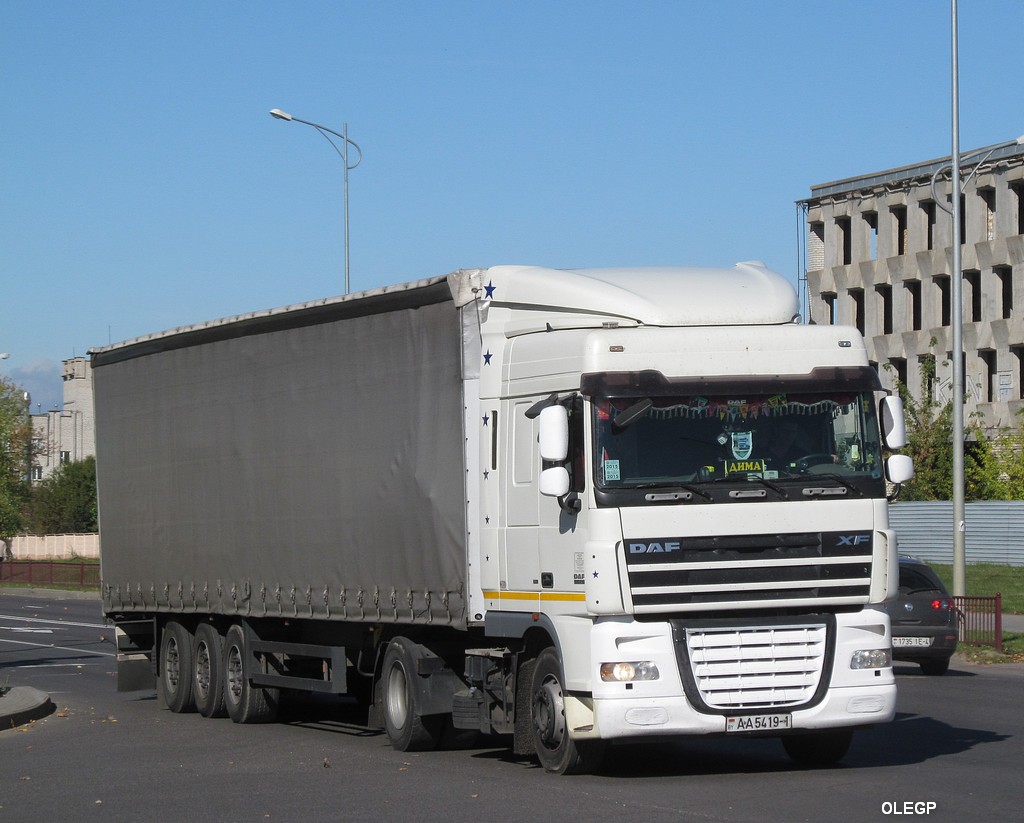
[781,729,853,766]
[380,637,442,752]
[158,621,196,713]
[223,624,279,724]
[530,647,605,775]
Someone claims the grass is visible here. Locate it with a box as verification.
[958,632,1024,664]
[928,563,1024,614]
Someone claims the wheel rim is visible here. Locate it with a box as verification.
[226,644,243,704]
[195,641,211,699]
[164,635,181,694]
[533,673,566,750]
[385,662,410,730]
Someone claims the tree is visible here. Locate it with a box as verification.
[0,375,33,550]
[24,456,98,535]
[887,348,998,502]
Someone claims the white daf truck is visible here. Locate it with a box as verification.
[93,262,913,774]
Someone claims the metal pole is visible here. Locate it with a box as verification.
[270,109,362,294]
[949,0,967,598]
[343,123,350,296]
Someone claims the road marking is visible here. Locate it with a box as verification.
[0,612,106,630]
[0,626,54,633]
[0,637,115,657]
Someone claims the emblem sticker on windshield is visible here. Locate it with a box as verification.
[730,431,753,460]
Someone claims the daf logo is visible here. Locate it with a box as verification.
[837,534,871,546]
[628,541,681,554]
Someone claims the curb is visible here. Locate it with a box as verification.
[0,687,55,731]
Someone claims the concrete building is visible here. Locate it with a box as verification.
[799,138,1024,430]
[31,356,96,480]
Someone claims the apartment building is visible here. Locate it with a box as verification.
[799,137,1024,430]
[31,356,96,480]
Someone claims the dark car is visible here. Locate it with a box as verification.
[884,555,959,676]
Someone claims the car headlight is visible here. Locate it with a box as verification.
[850,648,891,669]
[600,661,661,682]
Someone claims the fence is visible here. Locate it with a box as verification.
[0,560,100,589]
[955,594,1003,652]
[889,502,1024,566]
[5,533,100,560]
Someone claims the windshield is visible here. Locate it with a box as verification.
[592,389,885,501]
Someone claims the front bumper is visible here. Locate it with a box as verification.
[573,608,896,742]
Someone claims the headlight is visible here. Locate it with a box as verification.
[850,648,891,669]
[600,661,660,682]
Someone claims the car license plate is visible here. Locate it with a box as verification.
[892,637,933,647]
[726,714,792,732]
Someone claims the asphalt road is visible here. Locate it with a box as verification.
[2,590,1022,823]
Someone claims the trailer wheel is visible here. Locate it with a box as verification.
[158,621,196,713]
[781,729,853,766]
[530,647,605,774]
[223,624,279,724]
[381,638,442,751]
[193,623,226,718]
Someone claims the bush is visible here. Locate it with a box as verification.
[24,456,97,534]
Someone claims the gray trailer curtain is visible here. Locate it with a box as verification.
[95,297,467,627]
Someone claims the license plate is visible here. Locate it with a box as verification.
[726,713,792,732]
[892,636,933,647]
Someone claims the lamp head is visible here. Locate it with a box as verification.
[269,109,293,121]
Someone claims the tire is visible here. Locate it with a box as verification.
[380,637,442,752]
[920,659,950,676]
[781,729,853,766]
[193,623,226,718]
[223,623,279,724]
[530,647,605,775]
[158,621,196,713]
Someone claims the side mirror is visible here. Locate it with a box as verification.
[538,405,569,462]
[886,453,914,485]
[880,395,907,449]
[540,466,571,497]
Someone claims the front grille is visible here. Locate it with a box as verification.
[684,623,828,709]
[625,531,873,613]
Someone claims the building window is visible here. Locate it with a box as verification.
[919,353,937,403]
[1012,346,1024,399]
[849,288,865,335]
[875,284,893,334]
[809,222,825,270]
[979,188,996,242]
[1011,181,1024,235]
[822,292,838,325]
[864,211,878,260]
[922,200,937,251]
[964,269,982,322]
[905,280,922,331]
[934,275,951,326]
[836,217,852,265]
[979,350,997,403]
[60,451,71,464]
[888,357,908,389]
[891,205,908,255]
[995,265,1014,319]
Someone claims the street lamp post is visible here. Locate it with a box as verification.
[270,108,362,295]
[932,0,1024,598]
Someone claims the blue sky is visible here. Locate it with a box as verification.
[2,1,1021,412]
